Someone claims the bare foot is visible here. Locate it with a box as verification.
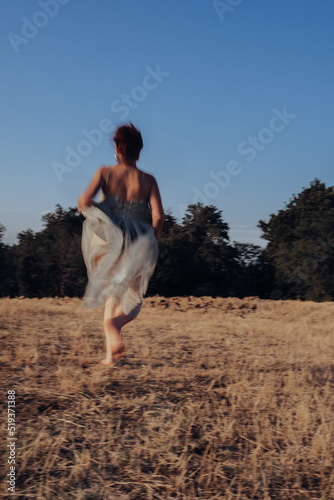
[100,349,125,366]
[100,357,114,366]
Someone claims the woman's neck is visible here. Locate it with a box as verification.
[119,159,137,168]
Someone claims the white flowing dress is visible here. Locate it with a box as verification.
[81,190,158,319]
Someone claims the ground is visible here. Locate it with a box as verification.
[1,296,334,499]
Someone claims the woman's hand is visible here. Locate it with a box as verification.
[149,177,164,240]
[78,197,96,214]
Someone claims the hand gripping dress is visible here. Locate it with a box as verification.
[81,176,158,319]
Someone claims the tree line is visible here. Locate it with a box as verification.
[1,179,333,302]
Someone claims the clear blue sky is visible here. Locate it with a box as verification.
[1,0,334,247]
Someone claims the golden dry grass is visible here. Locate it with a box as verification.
[1,296,334,499]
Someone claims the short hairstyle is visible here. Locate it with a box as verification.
[113,123,143,160]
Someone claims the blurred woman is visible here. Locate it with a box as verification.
[78,123,164,365]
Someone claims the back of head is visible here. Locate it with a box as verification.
[113,123,143,161]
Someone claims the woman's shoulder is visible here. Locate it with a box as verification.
[98,164,118,181]
[139,169,157,185]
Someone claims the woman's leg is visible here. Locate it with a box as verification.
[101,298,133,365]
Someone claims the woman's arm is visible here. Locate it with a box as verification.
[77,167,104,213]
[149,177,164,239]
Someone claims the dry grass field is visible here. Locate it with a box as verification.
[1,296,334,499]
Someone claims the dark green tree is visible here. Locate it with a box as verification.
[258,179,334,301]
[16,229,46,297]
[232,242,275,298]
[4,244,20,297]
[0,224,19,297]
[0,224,9,296]
[148,213,193,296]
[181,203,237,295]
[39,205,86,297]
[14,206,86,298]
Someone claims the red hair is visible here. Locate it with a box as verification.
[113,123,143,160]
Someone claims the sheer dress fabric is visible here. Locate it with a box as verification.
[81,188,158,319]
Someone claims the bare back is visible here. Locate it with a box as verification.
[78,163,164,239]
[101,164,153,204]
